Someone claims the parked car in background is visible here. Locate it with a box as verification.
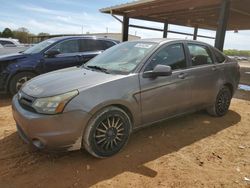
[12,39,240,158]
[0,36,119,95]
[0,38,22,47]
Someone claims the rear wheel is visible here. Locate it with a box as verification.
[9,72,36,95]
[207,86,232,117]
[83,106,132,158]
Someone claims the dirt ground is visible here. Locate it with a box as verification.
[0,62,250,188]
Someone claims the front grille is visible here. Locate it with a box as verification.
[18,91,37,113]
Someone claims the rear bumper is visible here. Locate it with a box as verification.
[12,95,91,151]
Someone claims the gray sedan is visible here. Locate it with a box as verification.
[12,39,240,158]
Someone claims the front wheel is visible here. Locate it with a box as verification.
[83,106,132,158]
[207,86,232,117]
[9,72,36,95]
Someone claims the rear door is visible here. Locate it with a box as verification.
[139,42,192,124]
[43,39,81,72]
[186,43,220,108]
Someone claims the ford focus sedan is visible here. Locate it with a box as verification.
[12,39,240,158]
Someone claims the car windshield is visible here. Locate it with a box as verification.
[84,41,157,74]
[23,39,57,54]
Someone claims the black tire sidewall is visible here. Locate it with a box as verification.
[215,87,232,117]
[83,107,131,158]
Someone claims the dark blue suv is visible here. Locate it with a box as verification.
[0,36,118,95]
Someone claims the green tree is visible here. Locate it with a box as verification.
[13,27,30,43]
[224,49,250,57]
[1,28,14,38]
[38,32,50,36]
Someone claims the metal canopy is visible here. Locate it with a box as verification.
[100,0,250,30]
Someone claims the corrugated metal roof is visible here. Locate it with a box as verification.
[100,0,250,30]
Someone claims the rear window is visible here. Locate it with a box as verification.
[214,49,226,63]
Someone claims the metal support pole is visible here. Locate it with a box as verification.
[122,16,129,42]
[193,26,198,40]
[215,0,231,51]
[163,21,168,38]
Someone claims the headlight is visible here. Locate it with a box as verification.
[32,90,78,114]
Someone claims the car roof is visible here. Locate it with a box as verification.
[48,36,119,43]
[132,38,213,47]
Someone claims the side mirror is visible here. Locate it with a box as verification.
[44,50,60,58]
[143,64,172,78]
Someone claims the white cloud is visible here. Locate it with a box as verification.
[0,20,19,29]
[19,4,67,15]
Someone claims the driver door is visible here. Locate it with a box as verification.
[43,39,81,72]
[139,43,192,124]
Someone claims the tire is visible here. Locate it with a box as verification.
[207,86,232,117]
[9,72,36,95]
[83,106,132,158]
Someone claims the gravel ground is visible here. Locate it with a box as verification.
[0,62,249,188]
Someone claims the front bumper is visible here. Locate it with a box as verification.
[12,95,91,151]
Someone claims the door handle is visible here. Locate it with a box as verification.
[178,73,187,79]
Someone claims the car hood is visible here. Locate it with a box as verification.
[0,53,30,62]
[21,67,125,98]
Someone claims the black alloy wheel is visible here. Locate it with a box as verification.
[207,86,232,117]
[215,87,231,116]
[83,106,131,158]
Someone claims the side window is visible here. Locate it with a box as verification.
[50,40,79,53]
[80,39,115,52]
[188,44,213,66]
[213,49,226,63]
[80,39,90,52]
[145,43,187,71]
[80,39,97,52]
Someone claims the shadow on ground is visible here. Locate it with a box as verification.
[0,110,241,187]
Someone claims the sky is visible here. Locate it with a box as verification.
[0,0,250,50]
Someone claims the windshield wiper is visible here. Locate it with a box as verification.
[86,65,110,74]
